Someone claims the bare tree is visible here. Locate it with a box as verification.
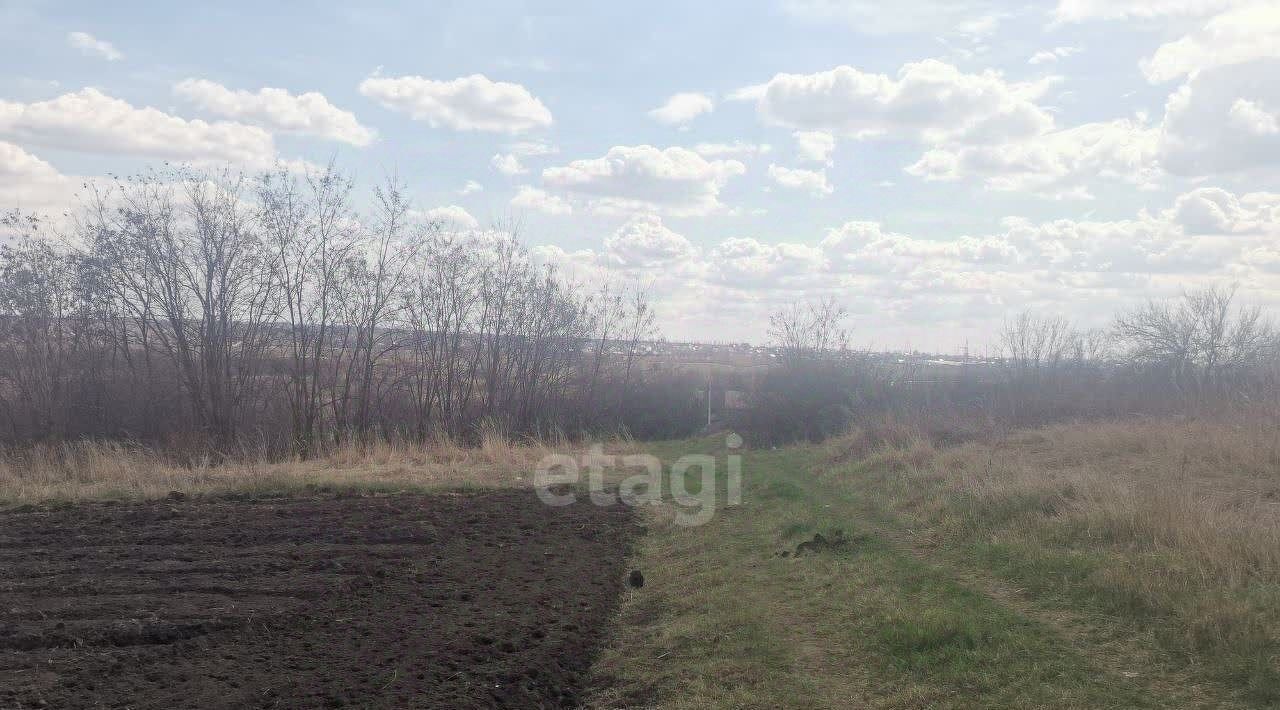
[999,312,1078,381]
[0,214,93,439]
[258,162,359,456]
[87,169,277,448]
[768,296,849,362]
[0,162,701,453]
[331,175,428,440]
[619,281,658,400]
[1114,285,1279,402]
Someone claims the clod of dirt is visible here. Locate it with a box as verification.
[793,529,849,556]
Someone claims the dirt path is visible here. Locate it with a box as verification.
[0,489,637,709]
[584,441,1259,708]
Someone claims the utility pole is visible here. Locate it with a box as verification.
[706,375,713,428]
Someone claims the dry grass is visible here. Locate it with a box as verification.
[0,432,644,504]
[924,417,1280,585]
[826,413,1280,701]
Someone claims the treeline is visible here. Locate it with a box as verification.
[741,289,1280,445]
[0,165,705,456]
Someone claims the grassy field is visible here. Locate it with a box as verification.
[587,417,1280,708]
[5,416,1277,707]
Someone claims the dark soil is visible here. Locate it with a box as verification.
[0,489,638,709]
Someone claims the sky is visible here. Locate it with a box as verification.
[1,0,1278,351]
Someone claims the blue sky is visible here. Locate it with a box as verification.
[2,1,1279,349]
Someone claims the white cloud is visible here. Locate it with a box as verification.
[524,186,1280,343]
[0,88,276,165]
[782,1,1006,35]
[767,164,834,197]
[510,185,572,215]
[1229,98,1280,135]
[920,49,1280,188]
[459,180,483,195]
[647,92,714,127]
[743,60,1054,146]
[0,142,79,211]
[821,220,1019,274]
[419,205,479,229]
[1028,46,1080,65]
[67,31,122,61]
[1168,187,1243,234]
[708,236,825,287]
[1166,186,1280,234]
[726,84,768,102]
[173,79,374,146]
[1157,59,1280,175]
[691,141,773,158]
[793,131,835,164]
[506,140,558,157]
[603,214,695,267]
[1053,0,1247,23]
[907,118,1160,198]
[541,145,745,216]
[490,153,528,176]
[358,73,552,134]
[1141,3,1280,83]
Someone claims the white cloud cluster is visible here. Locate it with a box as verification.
[707,237,824,288]
[1230,99,1280,135]
[903,1,1280,194]
[66,31,122,61]
[1052,0,1244,23]
[1158,59,1280,175]
[767,164,833,197]
[173,79,375,146]
[491,153,528,176]
[691,141,773,158]
[0,88,275,165]
[532,185,1280,342]
[506,140,558,157]
[648,92,714,127]
[358,73,552,134]
[743,60,1054,146]
[793,131,835,164]
[419,205,479,229]
[510,185,572,215]
[728,8,1280,197]
[0,141,78,211]
[1140,3,1280,83]
[782,0,1006,36]
[1167,186,1280,234]
[603,214,695,267]
[1028,46,1079,65]
[908,118,1161,197]
[540,145,745,216]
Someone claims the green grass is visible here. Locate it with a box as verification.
[585,439,1227,709]
[834,442,1280,706]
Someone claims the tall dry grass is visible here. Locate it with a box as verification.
[825,412,1280,699]
[0,430,644,504]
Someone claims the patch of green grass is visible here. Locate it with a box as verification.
[762,479,804,501]
[778,520,814,539]
[587,441,1170,709]
[833,440,1276,707]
